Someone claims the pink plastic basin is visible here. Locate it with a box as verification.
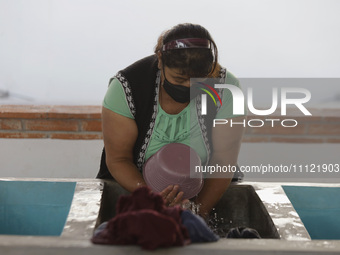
[143,143,203,199]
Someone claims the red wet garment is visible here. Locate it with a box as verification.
[91,186,190,250]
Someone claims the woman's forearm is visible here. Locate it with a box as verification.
[194,177,232,219]
[107,160,147,193]
[196,117,245,218]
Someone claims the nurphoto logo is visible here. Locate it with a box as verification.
[190,78,312,128]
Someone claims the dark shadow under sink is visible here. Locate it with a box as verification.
[95,181,279,239]
[208,184,280,238]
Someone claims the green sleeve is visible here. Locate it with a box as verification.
[102,78,135,119]
[215,71,247,119]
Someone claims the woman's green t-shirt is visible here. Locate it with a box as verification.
[103,71,243,166]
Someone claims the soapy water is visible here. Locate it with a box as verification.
[185,201,201,215]
[207,209,233,237]
[186,202,231,237]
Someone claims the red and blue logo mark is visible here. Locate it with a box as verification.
[196,82,222,106]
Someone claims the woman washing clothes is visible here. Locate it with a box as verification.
[97,23,246,219]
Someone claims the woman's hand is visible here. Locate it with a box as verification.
[160,185,189,207]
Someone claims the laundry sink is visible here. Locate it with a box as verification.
[95,181,279,239]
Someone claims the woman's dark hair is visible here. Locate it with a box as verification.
[154,23,220,78]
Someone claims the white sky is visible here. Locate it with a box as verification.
[0,0,339,104]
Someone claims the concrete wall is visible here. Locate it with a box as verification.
[1,139,339,182]
[0,139,103,178]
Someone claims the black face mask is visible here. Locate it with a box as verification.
[163,78,191,103]
[162,76,202,103]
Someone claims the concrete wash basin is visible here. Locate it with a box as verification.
[95,181,280,239]
[3,180,340,255]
